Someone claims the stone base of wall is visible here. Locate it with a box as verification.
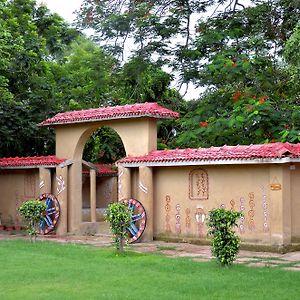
[154,234,300,254]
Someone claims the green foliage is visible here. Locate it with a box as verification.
[105,202,131,252]
[18,200,46,241]
[207,208,243,266]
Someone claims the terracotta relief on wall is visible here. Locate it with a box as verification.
[139,181,148,194]
[24,174,36,198]
[189,169,208,200]
[239,197,246,234]
[15,191,21,226]
[195,207,206,237]
[185,208,191,234]
[261,186,269,232]
[56,175,66,196]
[118,169,124,199]
[39,180,45,190]
[165,195,172,233]
[175,204,181,234]
[230,199,235,211]
[248,192,255,231]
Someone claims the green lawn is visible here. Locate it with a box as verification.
[0,240,299,300]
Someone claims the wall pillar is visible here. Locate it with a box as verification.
[269,165,291,246]
[138,166,153,241]
[39,168,51,194]
[118,166,131,201]
[90,169,97,222]
[55,165,68,235]
[68,161,82,233]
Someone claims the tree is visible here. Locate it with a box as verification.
[207,208,243,266]
[0,0,79,157]
[77,1,300,149]
[18,200,47,242]
[105,202,131,252]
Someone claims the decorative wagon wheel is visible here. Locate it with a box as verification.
[123,198,147,243]
[38,193,60,235]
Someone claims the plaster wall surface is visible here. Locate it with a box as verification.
[82,176,118,221]
[291,164,300,242]
[152,164,284,245]
[0,170,39,225]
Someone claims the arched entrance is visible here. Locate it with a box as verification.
[40,103,179,240]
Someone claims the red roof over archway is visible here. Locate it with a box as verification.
[40,102,179,126]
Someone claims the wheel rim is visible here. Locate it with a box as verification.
[38,193,60,235]
[123,198,146,243]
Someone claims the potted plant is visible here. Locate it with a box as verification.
[5,215,14,231]
[0,213,5,230]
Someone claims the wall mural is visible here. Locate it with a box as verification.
[118,168,124,199]
[175,204,181,234]
[56,175,66,196]
[185,208,191,234]
[248,192,255,231]
[230,199,235,211]
[165,195,172,233]
[24,174,36,198]
[39,180,45,190]
[195,207,206,237]
[261,186,269,232]
[15,191,21,227]
[139,181,148,194]
[239,197,246,234]
[189,169,209,200]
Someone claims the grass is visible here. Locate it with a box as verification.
[0,240,300,300]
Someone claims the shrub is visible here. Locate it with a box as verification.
[207,208,243,266]
[105,202,131,252]
[18,200,46,242]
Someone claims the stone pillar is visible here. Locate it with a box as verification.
[39,168,51,194]
[269,165,291,246]
[55,165,68,235]
[90,169,97,222]
[118,166,131,201]
[138,166,153,241]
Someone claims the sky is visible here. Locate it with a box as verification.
[37,0,82,23]
[37,0,201,100]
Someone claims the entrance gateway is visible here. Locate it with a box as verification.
[39,102,179,240]
[1,102,300,250]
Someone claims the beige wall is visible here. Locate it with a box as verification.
[151,164,292,246]
[82,175,118,221]
[0,169,39,225]
[291,164,300,242]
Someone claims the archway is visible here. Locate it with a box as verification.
[40,103,178,236]
[81,126,125,234]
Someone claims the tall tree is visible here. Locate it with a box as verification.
[0,0,79,157]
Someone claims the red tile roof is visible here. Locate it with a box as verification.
[82,164,117,176]
[40,102,179,126]
[118,142,300,165]
[0,156,65,168]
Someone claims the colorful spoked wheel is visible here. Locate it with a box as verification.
[38,193,60,235]
[123,198,147,243]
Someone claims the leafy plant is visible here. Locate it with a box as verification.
[207,208,243,266]
[18,200,46,242]
[105,202,131,252]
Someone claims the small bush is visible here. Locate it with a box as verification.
[18,200,46,242]
[207,208,243,266]
[105,202,131,252]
